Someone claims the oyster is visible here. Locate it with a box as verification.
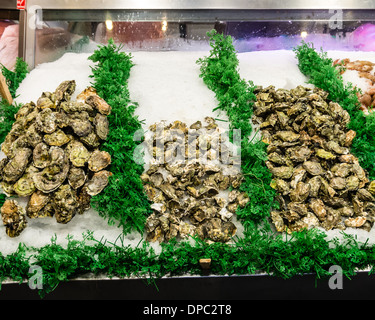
[330,177,346,190]
[344,216,366,228]
[67,167,87,189]
[33,142,50,169]
[315,149,336,160]
[87,150,111,172]
[80,131,101,148]
[52,184,79,224]
[287,146,312,162]
[26,190,51,218]
[54,80,76,105]
[271,211,285,232]
[68,111,93,137]
[290,181,310,203]
[35,108,57,134]
[0,199,27,237]
[76,86,97,102]
[25,124,43,147]
[85,95,111,115]
[69,142,91,167]
[61,101,95,115]
[33,146,69,193]
[93,113,109,140]
[37,93,55,109]
[13,170,36,197]
[0,158,9,182]
[267,164,294,180]
[309,198,326,221]
[43,128,70,146]
[84,170,111,196]
[302,161,324,176]
[77,187,91,211]
[2,148,32,183]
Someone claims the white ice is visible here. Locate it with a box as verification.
[0,48,373,256]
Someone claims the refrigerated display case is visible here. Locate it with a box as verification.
[2,0,375,300]
[21,0,375,68]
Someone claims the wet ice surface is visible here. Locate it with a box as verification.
[0,49,374,255]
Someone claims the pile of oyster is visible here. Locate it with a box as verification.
[0,80,112,237]
[252,85,375,233]
[142,118,248,243]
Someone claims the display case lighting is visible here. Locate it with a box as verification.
[106,19,113,30]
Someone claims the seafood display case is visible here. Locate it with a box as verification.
[2,0,375,300]
[21,0,375,68]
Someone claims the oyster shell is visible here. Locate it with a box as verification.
[93,113,109,140]
[61,101,95,115]
[68,111,93,137]
[84,170,111,196]
[35,108,57,134]
[302,161,324,176]
[290,181,310,203]
[13,170,36,197]
[80,131,101,148]
[33,146,69,193]
[69,142,91,167]
[67,167,87,189]
[1,199,27,237]
[37,94,55,109]
[33,142,50,169]
[26,190,51,218]
[54,80,76,105]
[85,95,111,115]
[344,216,366,228]
[87,150,111,172]
[76,86,97,102]
[43,128,71,146]
[52,184,79,224]
[0,158,9,182]
[25,124,43,147]
[309,198,326,221]
[2,148,32,183]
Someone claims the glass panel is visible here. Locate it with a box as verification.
[32,9,375,66]
[0,18,19,70]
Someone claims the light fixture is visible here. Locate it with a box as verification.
[106,20,113,31]
[162,20,168,32]
[301,31,308,38]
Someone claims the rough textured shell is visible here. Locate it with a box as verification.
[84,170,111,196]
[33,146,69,193]
[88,150,111,172]
[0,199,27,237]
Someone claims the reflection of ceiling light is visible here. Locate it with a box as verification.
[106,20,113,31]
[162,20,168,32]
[301,31,308,38]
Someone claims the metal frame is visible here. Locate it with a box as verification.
[23,0,375,10]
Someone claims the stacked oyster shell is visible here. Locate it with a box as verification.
[142,118,247,243]
[252,85,375,233]
[0,81,112,237]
